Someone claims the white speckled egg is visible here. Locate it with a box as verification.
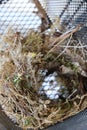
[48,94,55,100]
[46,90,52,95]
[49,76,55,81]
[54,86,61,91]
[54,95,59,99]
[44,85,50,90]
[52,90,58,95]
[44,76,51,82]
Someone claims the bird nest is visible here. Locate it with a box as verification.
[0,26,87,130]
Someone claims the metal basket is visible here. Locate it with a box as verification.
[0,0,87,130]
[0,0,87,35]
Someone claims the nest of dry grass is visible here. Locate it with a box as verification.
[0,26,87,130]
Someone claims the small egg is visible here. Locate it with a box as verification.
[48,94,55,100]
[54,95,59,99]
[44,76,51,82]
[46,90,52,95]
[42,82,48,87]
[54,86,61,91]
[50,85,54,89]
[44,85,50,90]
[52,90,58,95]
[49,76,55,81]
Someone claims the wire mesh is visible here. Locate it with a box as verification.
[42,0,87,27]
[0,0,41,35]
[0,0,87,36]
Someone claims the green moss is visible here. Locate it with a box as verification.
[24,117,31,126]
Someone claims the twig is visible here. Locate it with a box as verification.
[47,108,61,120]
[58,45,87,48]
[53,33,73,61]
[78,94,87,108]
[45,25,82,59]
[9,87,36,105]
[50,25,82,47]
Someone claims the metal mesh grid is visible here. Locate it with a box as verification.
[0,0,41,35]
[0,0,87,36]
[42,0,87,27]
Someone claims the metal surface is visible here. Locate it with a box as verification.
[0,106,22,130]
[0,1,87,130]
[44,109,87,130]
[0,0,87,36]
[0,0,41,35]
[43,0,87,27]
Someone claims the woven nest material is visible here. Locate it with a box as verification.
[0,25,87,130]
